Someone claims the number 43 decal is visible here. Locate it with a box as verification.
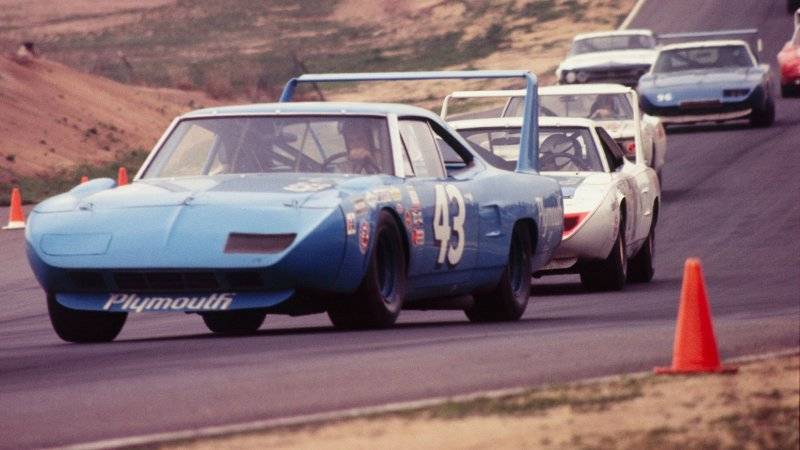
[433,184,465,266]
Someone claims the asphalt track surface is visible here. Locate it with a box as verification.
[1,1,798,448]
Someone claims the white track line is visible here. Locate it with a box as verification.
[619,0,649,29]
[55,348,800,450]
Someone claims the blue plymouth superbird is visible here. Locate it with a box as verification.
[25,71,563,342]
[638,31,775,127]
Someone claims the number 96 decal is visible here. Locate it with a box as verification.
[433,184,466,266]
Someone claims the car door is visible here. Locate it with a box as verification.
[398,118,478,292]
[596,127,643,251]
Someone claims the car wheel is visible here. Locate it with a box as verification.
[750,96,775,127]
[782,84,799,98]
[201,310,266,335]
[627,225,655,283]
[47,293,127,343]
[328,210,406,329]
[466,222,532,322]
[580,222,627,292]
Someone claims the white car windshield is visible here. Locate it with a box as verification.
[570,34,655,55]
[458,126,604,172]
[653,45,755,73]
[505,93,634,121]
[143,116,393,178]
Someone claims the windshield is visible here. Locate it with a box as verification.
[143,116,393,178]
[653,45,755,73]
[570,34,655,55]
[504,93,633,121]
[458,126,604,172]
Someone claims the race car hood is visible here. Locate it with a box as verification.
[25,173,375,269]
[595,120,636,139]
[559,49,656,71]
[543,172,613,200]
[34,173,360,213]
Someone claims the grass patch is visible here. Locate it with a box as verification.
[1,150,148,205]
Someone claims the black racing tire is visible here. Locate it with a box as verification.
[466,222,532,322]
[201,310,266,335]
[782,84,799,98]
[47,293,127,343]
[627,224,655,283]
[580,220,627,292]
[750,96,775,127]
[328,210,407,329]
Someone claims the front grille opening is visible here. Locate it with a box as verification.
[68,271,105,290]
[147,272,183,290]
[114,272,147,290]
[112,271,219,292]
[226,271,263,289]
[184,272,218,290]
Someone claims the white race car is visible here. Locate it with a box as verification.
[446,115,660,291]
[556,29,658,87]
[500,84,668,183]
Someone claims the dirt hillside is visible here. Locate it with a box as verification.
[0,54,216,183]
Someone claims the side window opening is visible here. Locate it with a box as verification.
[595,127,625,170]
[398,119,446,179]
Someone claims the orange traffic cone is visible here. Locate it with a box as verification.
[3,187,26,230]
[80,175,89,184]
[117,167,128,186]
[655,258,737,374]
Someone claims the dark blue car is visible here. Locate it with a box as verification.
[25,71,563,342]
[638,37,775,127]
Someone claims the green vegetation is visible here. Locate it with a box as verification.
[0,150,147,205]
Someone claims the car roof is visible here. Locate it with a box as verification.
[659,39,751,51]
[573,29,654,41]
[182,102,437,120]
[539,84,633,95]
[449,116,596,130]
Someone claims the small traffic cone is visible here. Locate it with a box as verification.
[3,187,26,230]
[655,258,737,374]
[117,167,128,186]
[80,175,89,184]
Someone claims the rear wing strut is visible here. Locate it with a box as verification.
[440,89,526,119]
[279,70,541,172]
[658,28,763,55]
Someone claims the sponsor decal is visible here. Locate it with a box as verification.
[389,187,402,202]
[352,199,369,215]
[407,188,421,208]
[404,211,414,228]
[346,212,357,235]
[378,189,393,203]
[102,293,234,313]
[365,191,378,207]
[284,181,333,192]
[412,228,425,246]
[358,220,371,254]
[411,209,423,226]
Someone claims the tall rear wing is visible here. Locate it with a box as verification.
[280,71,541,172]
[441,87,649,167]
[658,28,763,59]
[440,89,526,119]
